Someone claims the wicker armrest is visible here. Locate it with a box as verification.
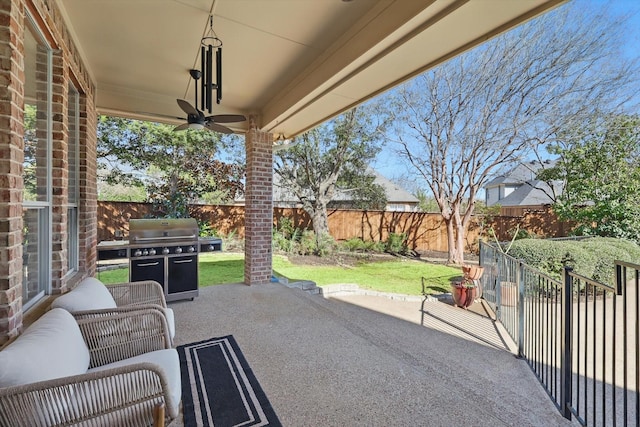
[76,309,171,368]
[72,305,174,346]
[107,280,167,308]
[0,362,176,427]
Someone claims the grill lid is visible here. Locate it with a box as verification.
[129,218,199,243]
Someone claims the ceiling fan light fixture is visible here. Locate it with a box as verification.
[188,122,204,130]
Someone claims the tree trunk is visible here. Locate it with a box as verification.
[454,219,466,265]
[445,215,465,265]
[445,217,457,264]
[310,202,330,238]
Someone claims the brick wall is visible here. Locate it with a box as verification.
[79,92,97,278]
[0,0,97,345]
[0,0,25,344]
[50,49,67,292]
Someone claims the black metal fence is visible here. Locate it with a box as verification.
[479,240,639,426]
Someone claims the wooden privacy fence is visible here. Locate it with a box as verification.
[97,201,570,253]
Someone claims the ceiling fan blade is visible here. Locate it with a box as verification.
[205,121,233,134]
[173,123,191,132]
[177,99,199,116]
[206,114,247,123]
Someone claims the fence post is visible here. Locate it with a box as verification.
[496,253,502,311]
[517,259,525,358]
[561,266,573,420]
[615,263,623,296]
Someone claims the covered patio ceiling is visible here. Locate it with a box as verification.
[58,0,565,138]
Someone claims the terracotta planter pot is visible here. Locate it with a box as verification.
[451,283,478,308]
[462,265,484,280]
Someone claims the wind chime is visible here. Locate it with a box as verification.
[200,15,222,111]
[174,16,245,133]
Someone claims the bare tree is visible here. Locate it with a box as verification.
[390,2,639,264]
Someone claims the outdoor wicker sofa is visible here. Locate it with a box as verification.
[51,277,176,344]
[0,307,179,427]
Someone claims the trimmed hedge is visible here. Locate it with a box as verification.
[506,237,640,285]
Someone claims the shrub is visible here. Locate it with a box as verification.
[197,221,217,237]
[506,237,640,286]
[342,237,385,253]
[273,228,297,253]
[508,239,558,273]
[343,237,367,252]
[580,237,639,285]
[315,232,337,257]
[298,230,317,255]
[557,241,598,279]
[275,216,296,240]
[219,229,243,251]
[385,232,408,255]
[365,240,386,253]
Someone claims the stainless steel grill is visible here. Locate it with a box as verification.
[128,219,200,301]
[94,218,220,302]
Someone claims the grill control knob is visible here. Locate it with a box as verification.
[148,248,156,256]
[187,246,195,253]
[162,247,170,255]
[134,249,142,257]
[142,249,149,256]
[175,247,183,254]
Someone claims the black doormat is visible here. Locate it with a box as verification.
[177,336,282,427]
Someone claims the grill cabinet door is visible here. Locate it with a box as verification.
[168,255,198,295]
[130,257,166,289]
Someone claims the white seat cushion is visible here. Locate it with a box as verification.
[51,277,117,312]
[164,308,175,339]
[0,308,90,387]
[88,349,181,416]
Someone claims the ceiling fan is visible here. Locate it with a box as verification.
[174,69,246,134]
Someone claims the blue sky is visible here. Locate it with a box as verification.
[373,0,640,188]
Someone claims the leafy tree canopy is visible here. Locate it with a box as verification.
[97,116,244,217]
[539,114,640,241]
[274,105,388,238]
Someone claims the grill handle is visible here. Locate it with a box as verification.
[131,235,197,242]
[173,259,193,264]
[136,261,160,267]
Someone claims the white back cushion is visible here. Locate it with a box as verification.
[0,308,90,387]
[51,277,117,312]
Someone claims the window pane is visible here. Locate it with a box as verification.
[67,207,78,271]
[22,208,44,307]
[22,18,51,307]
[68,86,79,204]
[67,85,79,271]
[23,29,50,203]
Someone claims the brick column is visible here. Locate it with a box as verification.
[78,94,97,277]
[50,50,68,292]
[244,116,273,285]
[0,0,25,344]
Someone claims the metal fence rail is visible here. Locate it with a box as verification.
[478,240,640,426]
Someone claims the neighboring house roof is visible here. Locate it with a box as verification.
[274,169,419,205]
[486,159,557,188]
[485,159,562,207]
[361,169,420,204]
[238,169,419,206]
[496,179,563,207]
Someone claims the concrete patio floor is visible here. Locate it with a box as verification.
[169,282,573,426]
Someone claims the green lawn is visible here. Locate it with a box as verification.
[98,252,461,296]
